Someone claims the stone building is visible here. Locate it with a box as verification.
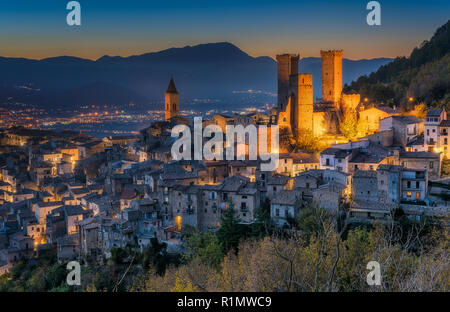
[358,106,398,136]
[320,50,343,106]
[275,54,314,137]
[164,78,179,121]
[379,115,424,147]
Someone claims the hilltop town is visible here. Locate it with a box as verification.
[0,46,448,287]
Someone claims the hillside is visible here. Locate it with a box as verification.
[344,20,450,110]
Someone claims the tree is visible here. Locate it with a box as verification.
[184,230,223,268]
[295,129,323,152]
[250,198,274,237]
[217,203,247,253]
[339,110,358,140]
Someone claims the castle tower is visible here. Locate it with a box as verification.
[165,78,179,121]
[276,54,299,111]
[294,74,314,135]
[320,50,343,106]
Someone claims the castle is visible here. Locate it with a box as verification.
[274,50,361,137]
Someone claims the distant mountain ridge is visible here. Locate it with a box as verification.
[0,42,392,111]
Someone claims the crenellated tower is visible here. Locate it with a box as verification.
[320,50,343,107]
[276,54,299,111]
[295,74,314,136]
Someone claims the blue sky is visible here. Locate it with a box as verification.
[0,0,448,59]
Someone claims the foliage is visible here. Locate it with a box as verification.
[294,129,324,153]
[183,230,223,268]
[345,20,450,110]
[340,110,358,140]
[250,198,274,237]
[216,203,248,253]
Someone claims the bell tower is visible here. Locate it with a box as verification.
[165,78,179,121]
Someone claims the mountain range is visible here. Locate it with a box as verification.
[0,42,392,111]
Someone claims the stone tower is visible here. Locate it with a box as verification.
[320,50,343,106]
[165,78,179,121]
[276,54,299,111]
[295,74,314,135]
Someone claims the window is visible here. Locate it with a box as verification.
[416,181,420,189]
[407,191,412,198]
[273,186,276,192]
[416,192,420,200]
[275,208,279,217]
[306,183,310,189]
[407,181,411,188]
[429,162,434,169]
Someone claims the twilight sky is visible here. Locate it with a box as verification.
[0,0,448,60]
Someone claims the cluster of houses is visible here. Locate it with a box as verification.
[0,106,448,274]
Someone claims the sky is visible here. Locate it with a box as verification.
[0,0,448,60]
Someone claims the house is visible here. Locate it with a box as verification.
[399,151,441,180]
[312,182,346,212]
[401,168,427,203]
[294,170,323,199]
[270,190,303,227]
[424,109,447,152]
[352,170,379,203]
[359,106,398,135]
[56,234,80,262]
[35,201,63,229]
[379,115,424,147]
[439,120,450,159]
[406,134,426,152]
[320,148,352,172]
[348,144,393,173]
[266,174,292,200]
[292,153,320,175]
[376,164,402,204]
